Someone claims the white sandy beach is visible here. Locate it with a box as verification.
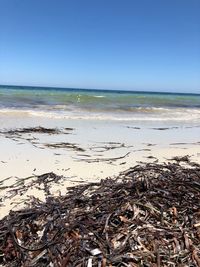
[0,112,200,219]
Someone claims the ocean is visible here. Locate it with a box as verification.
[0,85,200,122]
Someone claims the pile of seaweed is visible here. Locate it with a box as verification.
[0,160,200,266]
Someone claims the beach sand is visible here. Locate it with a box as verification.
[0,112,200,219]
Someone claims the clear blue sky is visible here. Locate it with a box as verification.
[0,0,199,93]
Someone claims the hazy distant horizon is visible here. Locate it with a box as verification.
[0,83,199,96]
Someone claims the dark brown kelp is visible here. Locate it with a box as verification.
[0,160,200,266]
[0,127,62,135]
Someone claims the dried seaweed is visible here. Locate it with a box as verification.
[73,152,130,162]
[89,143,132,153]
[0,127,63,135]
[151,127,179,130]
[0,161,200,266]
[45,142,85,152]
[0,172,64,200]
[170,155,190,162]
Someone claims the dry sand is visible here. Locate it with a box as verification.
[0,113,200,219]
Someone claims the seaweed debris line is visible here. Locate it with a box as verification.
[0,160,200,266]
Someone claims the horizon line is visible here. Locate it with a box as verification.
[0,84,200,96]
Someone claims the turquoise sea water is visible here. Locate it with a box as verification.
[0,85,200,122]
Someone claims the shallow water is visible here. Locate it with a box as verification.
[0,85,200,123]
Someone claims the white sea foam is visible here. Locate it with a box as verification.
[0,107,200,122]
[93,95,106,98]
